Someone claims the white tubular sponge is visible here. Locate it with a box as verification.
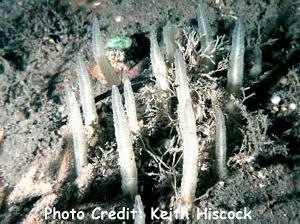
[65,85,88,176]
[134,195,146,224]
[111,85,138,197]
[123,75,140,134]
[76,55,98,145]
[197,1,213,52]
[214,106,227,179]
[163,21,177,63]
[150,30,169,91]
[227,18,245,96]
[92,16,120,86]
[175,50,199,212]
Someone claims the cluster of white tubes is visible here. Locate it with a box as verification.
[64,2,246,219]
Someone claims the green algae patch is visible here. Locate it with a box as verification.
[106,36,132,49]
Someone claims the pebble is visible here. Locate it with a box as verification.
[115,16,123,23]
[289,103,297,110]
[271,95,281,105]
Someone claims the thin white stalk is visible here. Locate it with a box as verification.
[92,16,120,86]
[65,85,88,176]
[175,50,199,212]
[111,85,138,197]
[214,106,227,179]
[123,75,140,134]
[150,30,169,91]
[163,21,177,63]
[76,55,98,145]
[134,195,146,224]
[227,18,245,96]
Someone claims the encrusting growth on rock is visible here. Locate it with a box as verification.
[111,85,138,198]
[175,50,199,213]
[7,164,53,205]
[22,194,58,223]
